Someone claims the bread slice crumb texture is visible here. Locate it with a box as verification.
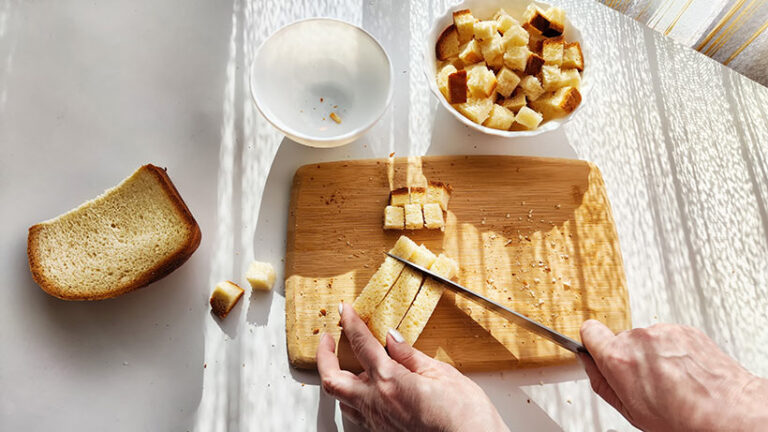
[27,164,201,300]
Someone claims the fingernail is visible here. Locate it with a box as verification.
[338,302,344,316]
[388,328,405,343]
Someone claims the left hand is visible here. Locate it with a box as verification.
[316,303,509,432]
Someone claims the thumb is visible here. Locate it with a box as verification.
[580,319,615,367]
[385,328,434,373]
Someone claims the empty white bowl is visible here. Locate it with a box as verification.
[424,0,591,138]
[250,18,393,148]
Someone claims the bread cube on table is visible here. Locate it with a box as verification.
[409,187,427,205]
[479,34,504,69]
[384,205,405,230]
[447,69,468,103]
[501,24,529,48]
[427,181,452,211]
[515,106,543,130]
[562,42,584,70]
[483,104,516,130]
[390,187,410,207]
[519,75,545,101]
[495,67,521,97]
[466,63,497,97]
[542,38,564,65]
[404,203,424,230]
[458,39,484,65]
[500,91,527,113]
[210,281,244,319]
[455,96,494,124]
[423,203,445,229]
[531,86,582,120]
[436,64,458,100]
[453,9,476,44]
[246,261,276,291]
[473,20,498,41]
[436,25,460,60]
[541,64,563,91]
[503,46,530,71]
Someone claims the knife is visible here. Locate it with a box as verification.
[386,252,589,355]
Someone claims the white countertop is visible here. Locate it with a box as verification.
[2,0,767,431]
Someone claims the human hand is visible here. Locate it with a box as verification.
[580,320,768,432]
[317,303,509,432]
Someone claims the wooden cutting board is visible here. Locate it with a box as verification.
[285,155,631,371]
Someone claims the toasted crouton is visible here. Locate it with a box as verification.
[453,9,476,44]
[390,187,410,207]
[459,39,484,65]
[515,106,543,129]
[436,25,460,60]
[530,86,582,120]
[540,64,563,91]
[384,205,405,230]
[519,75,545,101]
[495,67,521,97]
[500,91,527,113]
[496,11,519,34]
[427,181,452,211]
[473,20,498,41]
[560,68,581,88]
[503,46,530,71]
[526,25,546,54]
[447,70,468,103]
[455,96,494,124]
[246,261,276,291]
[524,4,564,37]
[210,281,244,319]
[525,53,545,75]
[479,34,504,69]
[436,63,458,100]
[562,42,584,70]
[542,37,564,65]
[501,24,529,48]
[483,104,516,130]
[423,203,445,229]
[466,63,497,97]
[404,203,424,230]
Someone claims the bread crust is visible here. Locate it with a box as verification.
[27,164,202,300]
[436,25,460,61]
[448,69,468,103]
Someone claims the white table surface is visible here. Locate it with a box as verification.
[2,0,768,431]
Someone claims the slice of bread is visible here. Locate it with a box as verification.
[436,25,461,60]
[27,164,201,300]
[404,203,424,230]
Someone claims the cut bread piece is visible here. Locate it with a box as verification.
[27,164,201,300]
[473,20,498,41]
[524,52,545,75]
[390,187,410,207]
[467,63,498,97]
[423,203,445,229]
[496,13,518,34]
[409,187,427,205]
[352,236,419,322]
[368,245,437,344]
[560,68,581,88]
[397,254,458,345]
[526,25,546,54]
[542,37,564,65]
[454,96,494,124]
[515,106,543,129]
[246,261,276,291]
[503,46,530,71]
[540,64,563,91]
[437,63,458,100]
[384,205,405,230]
[500,91,527,113]
[483,104,516,130]
[436,25,460,60]
[562,42,584,70]
[501,24,528,48]
[427,181,452,211]
[210,281,244,319]
[519,75,545,101]
[530,86,582,120]
[448,69,468,103]
[404,203,424,230]
[524,4,564,37]
[458,39,484,65]
[453,9,476,44]
[479,34,504,69]
[496,67,521,97]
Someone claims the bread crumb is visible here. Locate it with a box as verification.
[312,328,320,335]
[330,112,342,124]
[319,309,327,317]
[389,152,395,158]
[320,97,324,102]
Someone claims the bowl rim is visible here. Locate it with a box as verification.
[249,17,394,146]
[422,0,590,138]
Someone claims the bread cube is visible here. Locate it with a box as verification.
[427,181,452,211]
[466,63,497,97]
[384,205,405,230]
[479,34,504,69]
[495,67,521,97]
[500,91,527,113]
[246,261,276,291]
[423,203,445,229]
[453,9,476,44]
[530,86,582,120]
[515,106,543,130]
[541,64,563,91]
[210,281,244,319]
[473,20,498,41]
[455,96,494,124]
[525,53,545,75]
[501,25,529,48]
[436,25,460,61]
[390,187,410,207]
[519,75,545,101]
[503,46,530,71]
[404,203,424,230]
[458,39,484,65]
[410,187,427,205]
[496,13,519,34]
[544,7,566,37]
[560,68,581,88]
[436,63,458,100]
[483,104,516,130]
[542,38,564,65]
[562,42,584,71]
[527,26,546,54]
[447,69,468,103]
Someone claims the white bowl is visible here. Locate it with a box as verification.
[250,18,393,148]
[424,0,591,138]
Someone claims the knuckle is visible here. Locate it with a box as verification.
[321,376,339,396]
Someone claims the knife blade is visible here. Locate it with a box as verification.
[386,252,589,355]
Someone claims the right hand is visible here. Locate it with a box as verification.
[580,320,768,431]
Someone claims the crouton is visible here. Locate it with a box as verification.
[515,106,543,130]
[542,37,564,65]
[483,104,516,130]
[495,67,521,97]
[501,24,529,48]
[473,20,498,41]
[436,25,460,60]
[210,281,244,319]
[423,203,445,229]
[447,69,468,103]
[390,187,410,207]
[519,75,545,101]
[540,64,563,91]
[458,39,484,65]
[427,181,452,211]
[466,63,497,97]
[524,52,545,75]
[246,261,276,292]
[496,12,519,34]
[436,63,458,100]
[409,187,427,205]
[404,203,424,230]
[530,86,582,120]
[384,205,405,230]
[562,41,584,71]
[453,9,476,44]
[500,91,527,113]
[524,4,564,37]
[479,34,504,69]
[503,46,530,71]
[560,68,581,88]
[454,96,494,124]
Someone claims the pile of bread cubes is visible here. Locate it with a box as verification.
[436,3,584,131]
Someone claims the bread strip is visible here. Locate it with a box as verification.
[397,254,458,345]
[352,236,419,322]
